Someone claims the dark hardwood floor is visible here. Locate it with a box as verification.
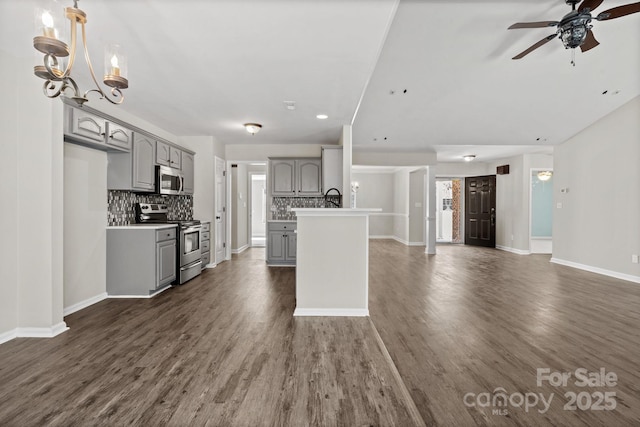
[1,242,639,426]
[0,248,420,427]
[369,241,640,426]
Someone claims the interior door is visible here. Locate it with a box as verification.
[465,175,496,247]
[215,157,227,264]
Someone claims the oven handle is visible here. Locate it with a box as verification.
[182,225,201,234]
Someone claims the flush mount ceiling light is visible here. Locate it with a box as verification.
[316,114,328,120]
[244,123,262,135]
[463,155,476,162]
[33,0,129,105]
[537,171,553,181]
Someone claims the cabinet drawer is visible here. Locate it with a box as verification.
[202,240,210,252]
[268,222,296,232]
[201,231,210,241]
[201,251,210,268]
[156,228,176,242]
[201,222,210,232]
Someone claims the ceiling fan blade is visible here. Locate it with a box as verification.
[580,29,600,52]
[512,34,558,59]
[579,0,604,12]
[508,21,559,29]
[596,2,640,20]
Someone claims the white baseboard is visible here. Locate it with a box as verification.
[232,244,250,254]
[392,236,409,246]
[63,292,108,316]
[369,235,395,240]
[0,329,17,345]
[16,322,69,338]
[496,245,531,255]
[293,308,369,317]
[204,263,217,269]
[550,258,640,284]
[1,321,69,344]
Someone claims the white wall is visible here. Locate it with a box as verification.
[435,162,492,177]
[393,169,410,243]
[352,171,395,236]
[488,153,553,253]
[226,144,323,161]
[231,164,249,251]
[354,151,436,167]
[409,169,426,244]
[1,51,66,341]
[553,96,640,281]
[63,143,108,311]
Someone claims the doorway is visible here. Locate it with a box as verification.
[249,173,266,247]
[464,175,496,248]
[214,156,227,264]
[436,178,463,243]
[530,169,553,254]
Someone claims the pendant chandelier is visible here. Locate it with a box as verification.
[33,0,128,105]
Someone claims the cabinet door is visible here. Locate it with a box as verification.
[268,231,285,262]
[271,160,296,196]
[170,147,182,169]
[132,134,156,191]
[298,159,322,196]
[156,239,176,287]
[285,232,297,261]
[106,122,132,151]
[156,141,171,166]
[69,108,105,143]
[181,152,195,194]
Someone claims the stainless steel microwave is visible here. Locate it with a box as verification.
[156,165,184,195]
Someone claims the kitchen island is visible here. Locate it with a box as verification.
[292,208,380,317]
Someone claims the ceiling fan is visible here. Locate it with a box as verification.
[508,0,640,60]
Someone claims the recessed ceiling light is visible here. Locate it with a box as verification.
[316,114,328,119]
[463,155,476,162]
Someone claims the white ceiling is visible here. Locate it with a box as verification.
[2,0,639,162]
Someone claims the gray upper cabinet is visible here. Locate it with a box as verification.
[67,107,106,143]
[271,159,296,196]
[108,132,156,192]
[156,141,171,166]
[181,151,195,195]
[105,122,132,151]
[132,134,156,191]
[170,146,182,170]
[297,158,322,196]
[270,158,322,197]
[322,146,343,195]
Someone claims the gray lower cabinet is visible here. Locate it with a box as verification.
[267,222,296,265]
[200,222,211,269]
[107,226,177,296]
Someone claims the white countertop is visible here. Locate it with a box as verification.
[107,224,178,230]
[292,208,382,217]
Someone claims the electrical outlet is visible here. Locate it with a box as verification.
[286,205,291,212]
[632,254,639,264]
[557,202,563,209]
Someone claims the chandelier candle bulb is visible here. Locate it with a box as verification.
[110,55,121,77]
[41,11,56,38]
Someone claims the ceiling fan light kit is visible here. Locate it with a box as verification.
[33,0,128,105]
[508,0,640,61]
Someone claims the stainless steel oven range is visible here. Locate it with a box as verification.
[135,203,202,284]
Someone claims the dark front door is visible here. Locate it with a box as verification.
[465,175,496,247]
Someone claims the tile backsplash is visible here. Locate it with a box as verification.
[108,191,193,226]
[271,196,342,220]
